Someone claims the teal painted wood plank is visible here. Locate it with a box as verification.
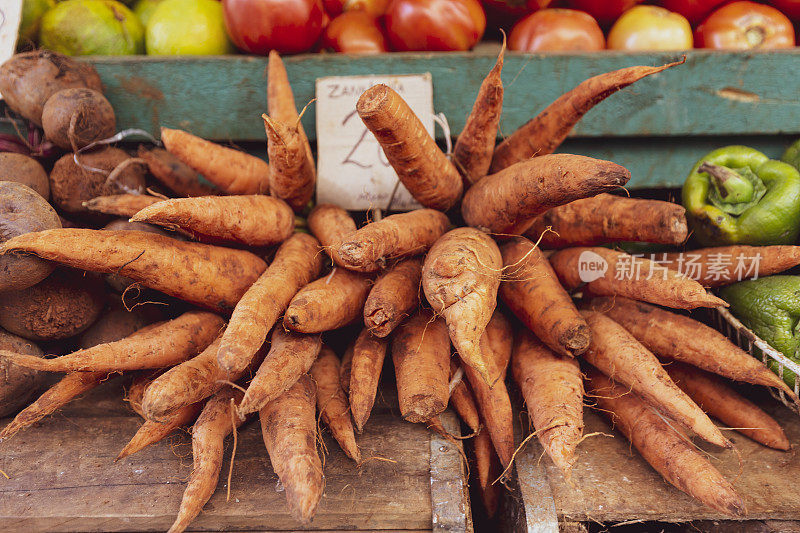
[2,49,798,143]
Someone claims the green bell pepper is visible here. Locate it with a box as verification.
[682,145,800,246]
[720,275,800,387]
[782,138,800,170]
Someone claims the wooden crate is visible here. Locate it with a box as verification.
[502,398,800,532]
[3,49,800,188]
[0,380,472,532]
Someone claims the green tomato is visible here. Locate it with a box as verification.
[146,0,234,55]
[40,0,144,55]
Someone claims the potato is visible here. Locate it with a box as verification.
[42,88,117,150]
[78,295,150,349]
[0,153,50,199]
[49,147,146,217]
[102,219,170,292]
[0,328,46,417]
[0,50,103,126]
[0,268,107,342]
[0,182,62,292]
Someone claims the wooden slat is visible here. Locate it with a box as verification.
[0,381,469,532]
[430,412,472,533]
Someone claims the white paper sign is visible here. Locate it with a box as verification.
[0,0,22,70]
[315,73,434,211]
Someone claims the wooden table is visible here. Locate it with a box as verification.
[0,380,472,532]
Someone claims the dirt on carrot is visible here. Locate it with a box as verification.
[83,194,163,218]
[267,50,314,171]
[449,360,481,434]
[264,114,316,213]
[349,328,388,432]
[307,204,357,267]
[137,145,220,198]
[340,341,354,393]
[117,401,203,460]
[661,245,800,287]
[363,257,423,337]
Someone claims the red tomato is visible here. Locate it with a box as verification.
[384,0,487,51]
[696,1,795,49]
[607,5,693,50]
[323,0,347,16]
[771,0,800,20]
[345,0,391,16]
[567,0,644,26]
[323,11,387,53]
[480,0,552,22]
[222,0,325,54]
[659,0,728,25]
[509,9,605,51]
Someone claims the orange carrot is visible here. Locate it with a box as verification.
[117,402,203,460]
[392,310,451,423]
[667,362,790,451]
[0,228,267,313]
[238,329,322,415]
[259,374,324,525]
[357,84,463,211]
[83,194,162,217]
[473,427,501,518]
[588,296,797,398]
[267,50,314,171]
[580,310,730,448]
[307,204,357,267]
[661,245,800,287]
[512,328,584,480]
[310,346,361,463]
[168,387,246,533]
[264,114,316,212]
[422,227,502,385]
[525,194,688,248]
[340,341,354,393]
[550,247,728,310]
[0,311,224,373]
[283,267,373,333]
[490,60,684,172]
[462,155,631,235]
[161,127,269,195]
[137,145,220,197]
[363,257,422,337]
[586,370,745,517]
[349,328,388,431]
[337,209,450,272]
[217,233,322,375]
[453,43,504,186]
[449,360,481,434]
[500,236,590,357]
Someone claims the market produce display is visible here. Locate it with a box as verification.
[1,45,800,532]
[16,0,800,54]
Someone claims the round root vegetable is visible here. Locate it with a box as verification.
[0,310,224,373]
[0,268,106,342]
[661,245,800,288]
[473,428,501,518]
[500,237,589,357]
[391,310,450,423]
[453,43,504,186]
[83,194,163,218]
[284,268,373,334]
[259,374,324,525]
[589,296,797,399]
[422,227,502,385]
[168,388,246,533]
[0,50,103,126]
[340,342,354,393]
[449,360,481,434]
[490,60,685,173]
[462,154,631,235]
[0,329,46,418]
[356,84,463,211]
[0,370,110,442]
[161,128,269,195]
[238,329,322,415]
[550,247,728,310]
[264,114,316,213]
[137,146,220,198]
[0,152,50,199]
[667,363,789,451]
[0,181,61,292]
[131,195,295,246]
[349,328,388,431]
[512,329,584,480]
[337,209,450,272]
[78,296,151,348]
[586,370,746,517]
[41,87,116,150]
[463,311,514,468]
[267,51,314,172]
[217,233,322,375]
[525,194,689,248]
[307,204,357,267]
[117,401,203,461]
[310,346,361,463]
[0,228,267,313]
[580,310,730,448]
[363,257,422,337]
[49,147,147,217]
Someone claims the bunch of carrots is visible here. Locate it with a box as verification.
[2,45,800,532]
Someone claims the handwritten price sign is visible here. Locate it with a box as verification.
[315,73,434,211]
[0,0,22,84]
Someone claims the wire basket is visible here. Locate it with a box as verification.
[714,307,800,413]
